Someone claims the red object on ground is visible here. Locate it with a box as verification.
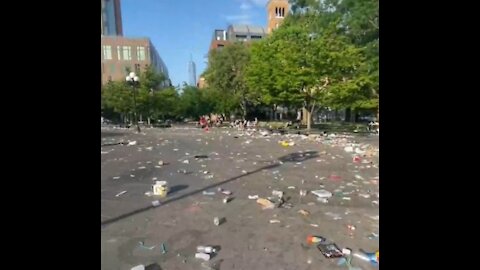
[353,156,361,163]
[329,175,342,181]
[306,235,324,245]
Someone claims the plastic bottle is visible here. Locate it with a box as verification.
[197,246,216,254]
[195,252,211,261]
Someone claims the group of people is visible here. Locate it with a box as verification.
[198,114,225,128]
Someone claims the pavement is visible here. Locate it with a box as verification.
[101,125,379,270]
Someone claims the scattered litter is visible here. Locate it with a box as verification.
[197,246,217,254]
[138,166,146,169]
[151,200,161,207]
[344,146,354,152]
[145,147,153,151]
[115,191,127,197]
[131,265,145,270]
[144,191,153,197]
[203,191,216,196]
[182,160,189,164]
[347,225,356,231]
[372,200,379,205]
[223,197,232,203]
[217,188,232,195]
[330,175,342,181]
[311,189,333,198]
[161,243,167,254]
[342,197,352,201]
[173,148,179,151]
[307,235,326,244]
[317,198,329,203]
[213,217,221,226]
[353,250,379,265]
[272,190,284,198]
[195,253,211,261]
[317,242,343,258]
[248,195,259,200]
[195,155,209,159]
[153,181,169,197]
[310,224,319,227]
[128,141,137,146]
[130,174,135,178]
[158,160,165,166]
[354,174,364,180]
[138,241,156,250]
[256,198,275,209]
[269,219,281,224]
[367,233,379,239]
[112,176,120,180]
[298,209,310,216]
[287,186,296,189]
[359,193,371,198]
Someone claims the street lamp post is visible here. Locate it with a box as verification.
[126,72,141,133]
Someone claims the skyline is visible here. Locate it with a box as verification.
[120,0,273,87]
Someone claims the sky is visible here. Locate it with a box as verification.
[121,0,271,87]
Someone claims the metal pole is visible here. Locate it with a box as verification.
[132,84,141,133]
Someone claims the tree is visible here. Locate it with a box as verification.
[202,43,252,118]
[101,81,134,123]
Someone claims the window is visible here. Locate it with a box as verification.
[137,46,146,61]
[117,46,122,60]
[236,35,247,42]
[251,35,262,39]
[122,46,131,60]
[103,45,112,60]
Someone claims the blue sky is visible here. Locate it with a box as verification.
[121,0,271,87]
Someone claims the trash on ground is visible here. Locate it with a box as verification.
[223,197,232,204]
[151,200,161,207]
[342,197,352,201]
[353,249,379,265]
[288,186,296,189]
[330,175,342,181]
[342,248,352,255]
[153,181,169,197]
[128,140,137,146]
[158,160,165,166]
[256,198,275,209]
[310,224,319,227]
[145,191,153,197]
[195,155,209,159]
[248,195,259,200]
[306,235,326,245]
[298,209,310,216]
[160,242,167,254]
[269,219,281,223]
[131,265,145,270]
[115,191,127,197]
[272,190,284,198]
[311,189,332,198]
[113,176,120,180]
[138,241,156,250]
[367,233,379,239]
[182,160,189,164]
[195,253,211,261]
[347,225,356,231]
[197,246,217,254]
[317,242,343,258]
[203,191,216,196]
[217,188,232,195]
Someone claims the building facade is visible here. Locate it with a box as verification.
[267,0,290,34]
[188,59,197,86]
[101,36,170,87]
[101,0,123,36]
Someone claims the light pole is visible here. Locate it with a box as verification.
[126,72,141,133]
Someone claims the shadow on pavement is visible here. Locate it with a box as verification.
[168,184,188,196]
[101,151,318,227]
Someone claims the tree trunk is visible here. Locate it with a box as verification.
[307,101,316,131]
[147,117,150,126]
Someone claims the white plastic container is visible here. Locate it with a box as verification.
[153,181,169,197]
[195,252,211,261]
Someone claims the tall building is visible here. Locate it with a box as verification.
[267,0,290,33]
[101,0,123,36]
[188,56,197,86]
[101,36,170,87]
